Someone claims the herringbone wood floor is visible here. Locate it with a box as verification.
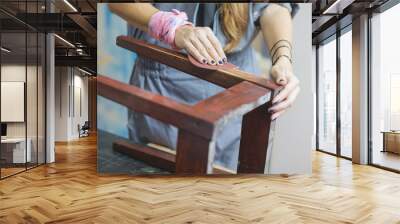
[1,134,400,224]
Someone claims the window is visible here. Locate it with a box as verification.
[370,3,400,171]
[0,1,47,179]
[390,75,400,130]
[340,29,352,158]
[317,37,337,154]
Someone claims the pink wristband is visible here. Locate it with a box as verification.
[148,9,193,48]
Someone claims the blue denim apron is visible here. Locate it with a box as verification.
[127,3,297,171]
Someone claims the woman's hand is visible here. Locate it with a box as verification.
[268,57,300,120]
[175,25,226,65]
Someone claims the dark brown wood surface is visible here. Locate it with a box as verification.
[113,140,175,172]
[112,139,234,174]
[97,75,215,139]
[176,130,215,174]
[98,36,279,174]
[116,35,280,91]
[98,75,274,140]
[238,103,273,173]
[194,81,272,127]
[88,76,97,131]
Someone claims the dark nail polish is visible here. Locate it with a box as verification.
[202,59,207,64]
[210,60,215,65]
[218,60,223,65]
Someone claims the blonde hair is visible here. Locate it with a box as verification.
[219,3,249,53]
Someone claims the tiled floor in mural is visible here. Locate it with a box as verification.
[97,130,168,174]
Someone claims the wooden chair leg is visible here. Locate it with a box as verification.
[175,130,215,174]
[237,103,272,173]
[113,140,176,172]
[112,139,235,174]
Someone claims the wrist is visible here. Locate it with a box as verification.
[148,9,193,48]
[273,54,292,66]
[270,39,292,65]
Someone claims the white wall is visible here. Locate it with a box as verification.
[251,4,313,174]
[55,67,68,141]
[1,82,25,122]
[1,66,26,129]
[268,4,313,174]
[1,63,46,164]
[54,67,89,141]
[72,73,89,138]
[1,65,40,137]
[312,45,317,151]
[1,65,27,140]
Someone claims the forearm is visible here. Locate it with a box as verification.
[108,3,158,32]
[260,4,293,64]
[259,4,299,116]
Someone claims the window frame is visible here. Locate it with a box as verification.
[315,24,352,161]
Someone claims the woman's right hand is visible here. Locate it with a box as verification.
[174,25,227,65]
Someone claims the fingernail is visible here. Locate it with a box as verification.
[210,60,215,65]
[202,59,207,64]
[223,58,227,63]
[218,60,223,65]
[268,108,274,113]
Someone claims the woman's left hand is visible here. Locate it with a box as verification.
[268,57,300,120]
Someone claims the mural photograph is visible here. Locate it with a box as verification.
[97,3,312,174]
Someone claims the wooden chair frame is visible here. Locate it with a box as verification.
[98,36,279,174]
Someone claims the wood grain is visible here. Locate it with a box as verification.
[88,76,97,131]
[102,36,282,174]
[113,140,234,175]
[116,35,280,91]
[99,74,275,174]
[97,75,215,139]
[101,36,281,174]
[98,75,274,141]
[1,135,400,223]
[194,81,271,125]
[113,140,176,172]
[238,103,272,173]
[176,130,215,174]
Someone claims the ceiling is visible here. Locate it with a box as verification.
[0,0,96,72]
[1,0,396,71]
[312,0,393,44]
[1,32,45,64]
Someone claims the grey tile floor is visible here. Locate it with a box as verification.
[97,130,168,174]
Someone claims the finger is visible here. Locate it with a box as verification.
[271,65,288,86]
[197,33,222,65]
[206,30,226,62]
[270,86,300,112]
[190,38,213,64]
[271,109,286,120]
[184,41,207,64]
[272,77,299,104]
[268,86,300,112]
